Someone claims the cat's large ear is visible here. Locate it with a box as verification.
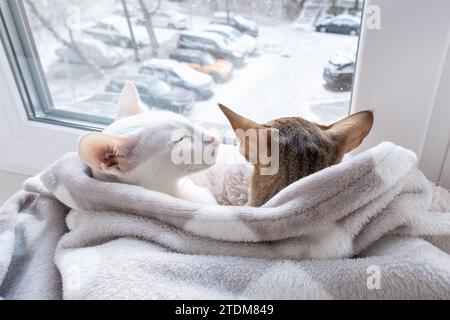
[219,104,263,132]
[78,132,136,175]
[326,111,374,155]
[219,104,276,163]
[116,81,149,120]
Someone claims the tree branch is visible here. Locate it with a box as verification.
[138,0,159,57]
[24,0,104,77]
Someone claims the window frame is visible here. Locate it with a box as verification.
[352,0,450,188]
[0,0,112,131]
[442,151,450,188]
[419,33,450,188]
[0,0,449,187]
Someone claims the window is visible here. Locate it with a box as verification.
[0,0,363,134]
[150,80,171,96]
[202,54,216,67]
[1,0,449,184]
[187,56,198,65]
[203,38,219,49]
[154,69,167,79]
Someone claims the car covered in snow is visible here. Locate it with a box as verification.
[82,16,150,48]
[169,49,233,83]
[323,51,356,90]
[315,14,361,36]
[55,39,127,68]
[177,31,247,67]
[203,24,257,55]
[135,11,188,30]
[106,74,195,114]
[211,13,259,38]
[139,59,215,100]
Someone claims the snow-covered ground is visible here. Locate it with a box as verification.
[28,3,358,127]
[190,22,357,126]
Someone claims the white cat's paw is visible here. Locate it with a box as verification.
[175,178,218,205]
[196,188,218,205]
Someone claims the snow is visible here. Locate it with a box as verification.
[26,1,359,127]
[190,23,357,126]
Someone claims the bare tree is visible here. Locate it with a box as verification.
[24,0,104,77]
[138,0,160,57]
[121,0,140,62]
[209,0,219,11]
[329,0,339,16]
[296,0,308,16]
[283,0,305,20]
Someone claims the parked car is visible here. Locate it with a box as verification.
[135,11,188,30]
[323,52,356,90]
[82,17,149,49]
[211,13,259,38]
[315,15,361,36]
[177,31,246,67]
[55,39,127,68]
[203,24,257,55]
[139,59,214,100]
[169,49,233,83]
[106,74,195,114]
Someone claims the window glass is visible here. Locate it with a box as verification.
[171,66,192,81]
[202,54,216,67]
[188,56,198,64]
[2,0,363,129]
[151,80,172,96]
[153,69,166,79]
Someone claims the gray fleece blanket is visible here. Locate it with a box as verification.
[1,142,450,300]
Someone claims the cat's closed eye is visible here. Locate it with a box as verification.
[175,136,192,143]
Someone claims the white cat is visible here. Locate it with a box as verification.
[78,82,219,204]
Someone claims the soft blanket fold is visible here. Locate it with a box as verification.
[1,142,450,300]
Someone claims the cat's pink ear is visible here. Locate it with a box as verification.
[327,111,374,155]
[78,132,136,175]
[116,82,149,120]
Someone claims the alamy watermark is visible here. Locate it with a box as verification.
[365,5,382,31]
[170,127,280,176]
[366,265,381,290]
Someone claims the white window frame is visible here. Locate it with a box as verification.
[352,0,450,188]
[0,0,450,187]
[419,38,450,188]
[0,44,84,176]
